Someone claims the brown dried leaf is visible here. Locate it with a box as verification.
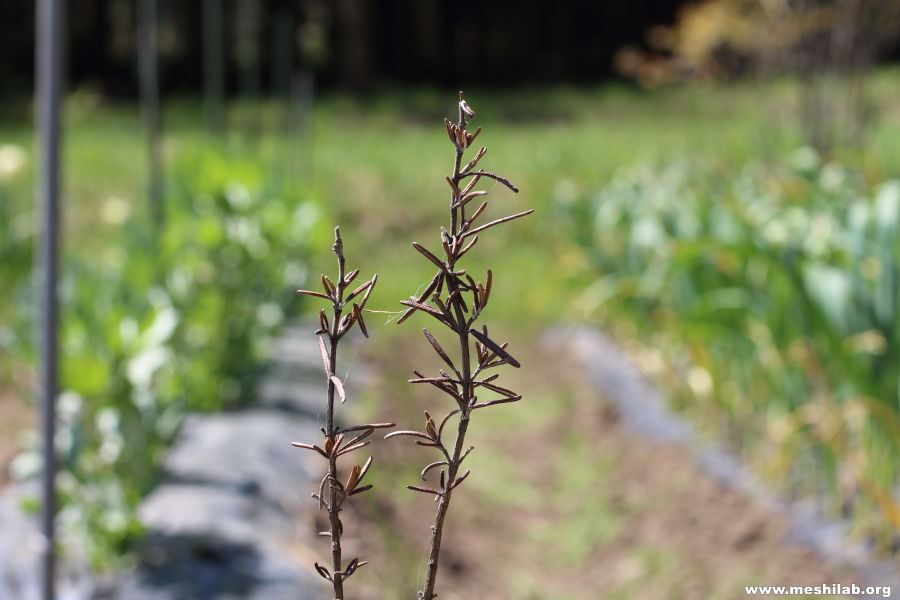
[337,441,371,456]
[337,423,394,434]
[397,272,442,325]
[290,442,329,459]
[461,146,487,174]
[420,460,448,481]
[384,430,432,442]
[353,304,368,338]
[321,274,335,296]
[471,395,522,410]
[318,335,331,375]
[445,176,460,199]
[412,242,448,272]
[315,563,332,582]
[462,169,520,193]
[463,209,534,238]
[469,328,521,368]
[423,329,457,373]
[408,485,441,496]
[400,299,451,325]
[478,379,518,398]
[297,289,330,300]
[450,469,471,490]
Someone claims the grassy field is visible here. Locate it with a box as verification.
[6,74,900,326]
[0,77,809,325]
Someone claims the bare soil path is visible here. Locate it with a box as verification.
[350,330,858,600]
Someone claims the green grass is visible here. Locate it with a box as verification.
[7,72,900,332]
[0,75,864,327]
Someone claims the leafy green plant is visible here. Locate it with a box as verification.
[0,181,33,384]
[9,149,316,569]
[567,153,900,541]
[160,173,312,409]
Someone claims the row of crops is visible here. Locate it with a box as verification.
[566,150,900,545]
[0,149,314,567]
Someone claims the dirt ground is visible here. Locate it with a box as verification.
[336,331,856,600]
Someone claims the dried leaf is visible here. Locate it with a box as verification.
[461,146,487,175]
[358,456,374,483]
[425,414,438,440]
[360,274,377,308]
[347,277,375,302]
[314,563,332,582]
[471,395,522,410]
[423,329,457,373]
[291,442,329,459]
[330,375,346,403]
[318,336,331,375]
[469,328,521,368]
[397,272,442,324]
[384,430,432,442]
[408,485,441,496]
[467,201,488,227]
[341,429,374,450]
[477,379,518,397]
[421,460,448,481]
[460,172,482,197]
[297,289,330,300]
[445,176,461,199]
[456,236,479,262]
[439,409,460,438]
[321,274,335,296]
[463,209,534,239]
[337,441,371,456]
[349,484,373,496]
[345,464,362,492]
[459,96,476,118]
[412,242,448,272]
[461,169,520,193]
[443,117,455,143]
[337,422,394,435]
[450,469,471,490]
[400,299,451,325]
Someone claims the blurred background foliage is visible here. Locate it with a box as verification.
[4,0,900,582]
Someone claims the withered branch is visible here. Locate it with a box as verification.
[292,227,393,599]
[389,92,532,600]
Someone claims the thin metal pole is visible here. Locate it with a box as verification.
[272,8,292,184]
[203,0,225,135]
[138,0,163,228]
[237,0,261,137]
[35,0,63,597]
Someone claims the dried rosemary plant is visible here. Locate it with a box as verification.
[293,227,393,599]
[386,92,532,599]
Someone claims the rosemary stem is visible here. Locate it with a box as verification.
[327,239,347,599]
[420,101,471,600]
